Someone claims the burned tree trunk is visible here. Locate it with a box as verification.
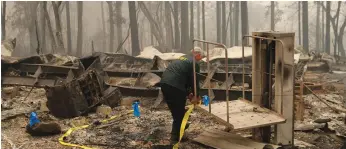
[190,1,194,49]
[216,2,221,43]
[316,1,320,51]
[338,17,346,56]
[43,2,57,53]
[150,24,154,45]
[115,1,123,52]
[321,2,325,52]
[229,2,233,47]
[270,1,274,30]
[302,1,309,52]
[76,1,83,56]
[52,1,65,53]
[240,1,249,46]
[333,1,341,56]
[221,1,226,45]
[27,2,39,55]
[320,1,341,55]
[197,1,200,40]
[202,1,206,43]
[40,2,46,53]
[138,2,165,50]
[128,1,140,56]
[173,1,180,49]
[234,1,239,46]
[66,1,72,55]
[325,1,331,54]
[165,1,173,51]
[107,2,114,52]
[101,2,106,52]
[180,1,189,52]
[298,2,301,45]
[1,1,6,40]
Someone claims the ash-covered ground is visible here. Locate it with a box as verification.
[2,71,346,149]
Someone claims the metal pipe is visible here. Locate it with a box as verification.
[192,44,197,104]
[259,39,262,101]
[206,43,211,113]
[193,39,229,123]
[268,40,274,109]
[242,39,245,99]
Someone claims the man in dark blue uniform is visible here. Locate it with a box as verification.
[160,48,205,144]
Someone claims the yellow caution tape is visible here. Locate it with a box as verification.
[172,104,196,149]
[59,110,133,149]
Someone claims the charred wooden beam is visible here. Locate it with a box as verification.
[104,70,252,85]
[2,76,58,87]
[108,84,252,101]
[19,63,82,77]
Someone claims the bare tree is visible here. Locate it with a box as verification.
[202,1,206,48]
[216,2,221,43]
[52,1,65,52]
[101,2,106,52]
[234,1,239,46]
[298,2,301,45]
[150,24,154,45]
[76,1,83,56]
[66,1,72,55]
[115,2,123,52]
[325,1,331,54]
[333,2,341,56]
[241,1,249,45]
[138,2,165,50]
[321,2,325,52]
[316,2,321,51]
[128,1,140,56]
[165,1,173,51]
[319,1,343,55]
[1,1,6,40]
[266,2,282,31]
[35,20,40,55]
[229,2,233,47]
[27,2,39,54]
[43,2,57,53]
[190,1,194,49]
[197,1,200,40]
[221,1,226,44]
[40,2,46,53]
[181,1,189,52]
[107,2,114,52]
[149,2,154,45]
[338,16,346,55]
[302,1,309,52]
[270,1,274,30]
[173,1,180,49]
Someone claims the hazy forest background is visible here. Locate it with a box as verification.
[1,1,346,57]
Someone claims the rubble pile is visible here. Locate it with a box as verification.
[293,51,346,149]
[2,47,346,149]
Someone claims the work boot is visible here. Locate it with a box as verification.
[170,132,189,144]
[170,132,179,145]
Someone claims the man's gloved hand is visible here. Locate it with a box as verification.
[187,93,194,100]
[187,93,201,105]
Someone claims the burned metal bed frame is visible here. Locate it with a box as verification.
[192,39,230,122]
